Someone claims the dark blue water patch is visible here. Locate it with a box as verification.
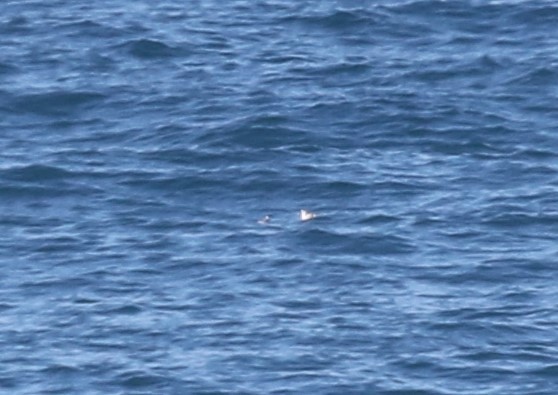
[460,349,556,369]
[358,213,401,226]
[292,228,415,256]
[509,3,558,27]
[377,390,445,395]
[32,237,87,254]
[0,303,15,313]
[0,184,89,200]
[121,38,187,59]
[39,364,82,378]
[0,62,17,76]
[0,16,31,34]
[11,90,106,116]
[0,376,17,390]
[416,258,552,289]
[404,54,507,86]
[507,66,558,87]
[482,211,558,229]
[197,114,311,150]
[1,164,74,182]
[57,19,125,39]
[107,304,143,315]
[116,371,167,390]
[314,179,368,196]
[386,0,488,20]
[116,172,238,199]
[371,180,435,198]
[82,51,117,73]
[302,62,372,89]
[297,9,378,32]
[73,296,100,305]
[0,89,16,114]
[19,276,93,294]
[531,364,558,378]
[473,54,504,71]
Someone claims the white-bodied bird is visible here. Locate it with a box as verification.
[299,209,317,221]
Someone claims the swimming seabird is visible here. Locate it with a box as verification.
[299,209,317,221]
[258,215,272,224]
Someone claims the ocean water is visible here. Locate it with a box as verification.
[1,0,558,394]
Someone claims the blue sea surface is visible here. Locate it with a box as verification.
[1,1,558,394]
